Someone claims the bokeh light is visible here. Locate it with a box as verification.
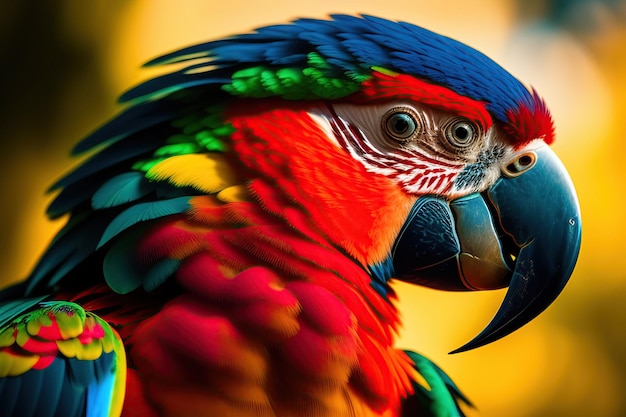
[1,1,625,416]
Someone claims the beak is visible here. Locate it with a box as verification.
[392,145,582,352]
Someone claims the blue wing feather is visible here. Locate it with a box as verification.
[0,299,121,417]
[72,100,183,154]
[49,131,165,194]
[0,356,117,417]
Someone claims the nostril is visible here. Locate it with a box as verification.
[503,151,537,177]
[519,155,533,166]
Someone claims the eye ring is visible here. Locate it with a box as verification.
[382,107,420,142]
[445,119,478,148]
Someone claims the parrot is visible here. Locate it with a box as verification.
[0,14,581,417]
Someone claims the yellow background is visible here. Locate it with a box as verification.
[1,1,625,416]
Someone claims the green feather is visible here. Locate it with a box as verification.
[132,158,168,173]
[221,52,367,100]
[153,143,202,157]
[133,105,230,172]
[405,350,472,417]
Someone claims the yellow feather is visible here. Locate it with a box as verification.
[0,327,16,347]
[75,340,104,361]
[108,327,127,417]
[0,351,38,377]
[55,311,85,340]
[148,154,239,194]
[56,338,81,358]
[216,185,249,202]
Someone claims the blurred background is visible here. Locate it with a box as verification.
[1,1,624,415]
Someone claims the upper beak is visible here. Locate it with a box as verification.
[392,144,582,352]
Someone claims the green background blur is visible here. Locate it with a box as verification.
[1,1,624,416]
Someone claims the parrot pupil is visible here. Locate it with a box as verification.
[383,110,418,141]
[393,116,409,133]
[454,126,469,141]
[446,120,477,147]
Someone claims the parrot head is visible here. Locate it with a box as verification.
[35,15,581,361]
[171,15,580,353]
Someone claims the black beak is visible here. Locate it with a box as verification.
[392,145,582,352]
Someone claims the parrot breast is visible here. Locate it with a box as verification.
[101,104,419,417]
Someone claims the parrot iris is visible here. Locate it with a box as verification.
[0,15,581,417]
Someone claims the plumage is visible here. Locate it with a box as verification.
[0,302,125,417]
[0,14,581,417]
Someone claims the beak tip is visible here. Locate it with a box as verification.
[450,146,581,354]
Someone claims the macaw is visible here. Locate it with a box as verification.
[0,15,581,417]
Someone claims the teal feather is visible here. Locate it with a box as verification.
[25,214,113,295]
[31,361,64,417]
[91,172,154,209]
[97,196,191,249]
[143,258,181,292]
[103,226,151,294]
[0,296,47,328]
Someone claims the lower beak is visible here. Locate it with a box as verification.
[392,145,582,352]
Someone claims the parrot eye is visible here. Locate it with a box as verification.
[445,119,478,148]
[382,108,420,142]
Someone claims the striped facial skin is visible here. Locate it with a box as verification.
[312,100,516,198]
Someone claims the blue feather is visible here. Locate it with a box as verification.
[46,179,104,219]
[211,42,287,63]
[73,100,181,154]
[118,76,228,103]
[86,353,116,417]
[0,344,99,417]
[49,132,163,194]
[0,353,116,417]
[340,38,390,66]
[126,15,537,126]
[143,42,217,66]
